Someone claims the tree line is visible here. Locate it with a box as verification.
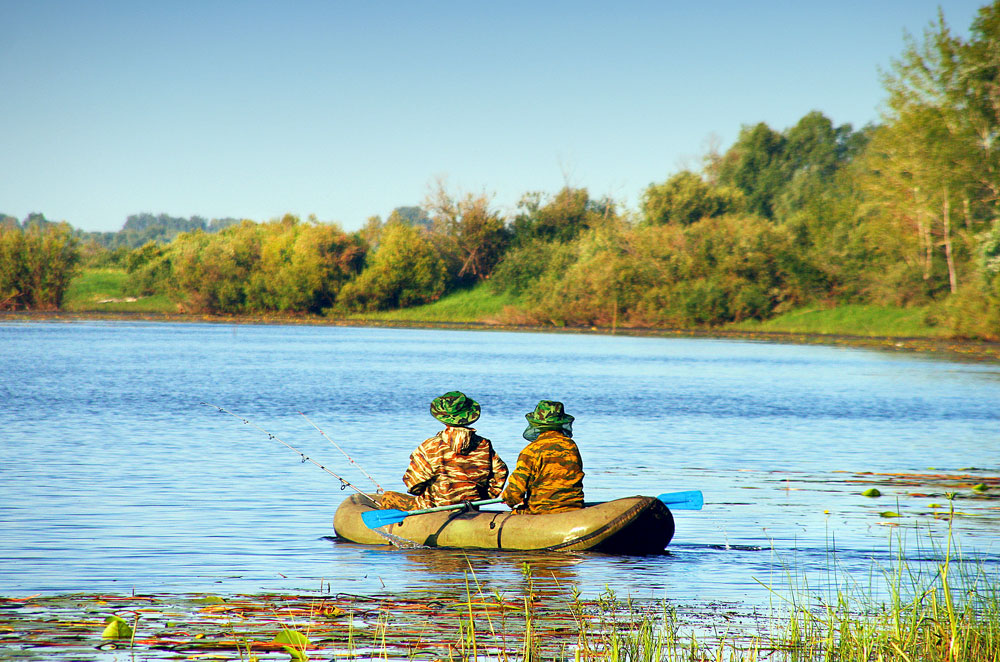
[3,3,1000,337]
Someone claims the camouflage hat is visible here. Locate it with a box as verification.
[430,391,481,426]
[525,400,574,429]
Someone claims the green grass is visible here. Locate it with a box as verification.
[729,304,948,338]
[342,282,523,323]
[63,268,174,313]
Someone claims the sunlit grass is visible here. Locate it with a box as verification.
[340,282,523,324]
[730,304,948,338]
[63,267,174,313]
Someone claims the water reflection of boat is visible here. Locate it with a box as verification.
[333,494,674,554]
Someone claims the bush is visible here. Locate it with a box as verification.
[506,215,812,328]
[120,216,364,314]
[0,222,80,310]
[336,221,448,312]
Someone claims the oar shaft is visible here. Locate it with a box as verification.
[407,497,503,516]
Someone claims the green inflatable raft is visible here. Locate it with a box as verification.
[333,494,675,554]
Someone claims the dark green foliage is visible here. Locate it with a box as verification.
[711,113,865,221]
[713,122,787,219]
[489,239,577,296]
[509,187,611,247]
[0,222,80,310]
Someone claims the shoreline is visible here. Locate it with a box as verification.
[4,309,1000,363]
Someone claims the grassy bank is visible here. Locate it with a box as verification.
[730,304,947,338]
[62,268,174,313]
[343,282,523,324]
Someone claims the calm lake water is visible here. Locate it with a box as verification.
[2,321,999,606]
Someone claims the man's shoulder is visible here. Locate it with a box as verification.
[413,433,447,454]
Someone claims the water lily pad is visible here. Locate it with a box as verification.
[972,483,990,493]
[101,615,133,639]
[274,629,310,660]
[861,488,881,497]
[192,596,226,604]
[879,511,901,518]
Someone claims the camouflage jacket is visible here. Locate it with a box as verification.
[501,430,585,514]
[402,427,509,509]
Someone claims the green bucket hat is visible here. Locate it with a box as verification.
[430,391,481,426]
[525,400,574,429]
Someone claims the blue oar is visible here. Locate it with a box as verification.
[657,490,703,510]
[362,497,504,529]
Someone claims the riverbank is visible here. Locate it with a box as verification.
[5,308,1000,364]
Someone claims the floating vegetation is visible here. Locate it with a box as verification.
[4,522,1000,662]
[862,488,882,497]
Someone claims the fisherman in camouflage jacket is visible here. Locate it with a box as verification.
[380,391,508,511]
[502,400,585,514]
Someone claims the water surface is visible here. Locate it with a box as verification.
[2,321,998,605]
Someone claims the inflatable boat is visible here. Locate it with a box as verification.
[333,493,674,554]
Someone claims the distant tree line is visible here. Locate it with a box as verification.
[79,213,242,251]
[4,3,1000,337]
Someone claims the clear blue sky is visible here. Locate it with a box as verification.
[0,1,988,233]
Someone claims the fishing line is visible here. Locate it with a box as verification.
[299,411,384,493]
[201,402,378,507]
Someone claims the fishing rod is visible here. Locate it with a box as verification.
[299,411,384,493]
[201,402,378,506]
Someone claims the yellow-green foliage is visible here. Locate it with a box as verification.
[499,215,810,327]
[0,222,80,310]
[336,221,448,312]
[126,215,364,314]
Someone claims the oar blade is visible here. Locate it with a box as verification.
[657,490,704,510]
[361,508,409,529]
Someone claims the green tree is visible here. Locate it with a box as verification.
[712,122,787,219]
[425,185,509,285]
[246,217,364,312]
[863,10,989,298]
[0,222,80,310]
[509,187,612,246]
[337,221,448,311]
[641,170,744,225]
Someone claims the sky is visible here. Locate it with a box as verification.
[0,1,990,233]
